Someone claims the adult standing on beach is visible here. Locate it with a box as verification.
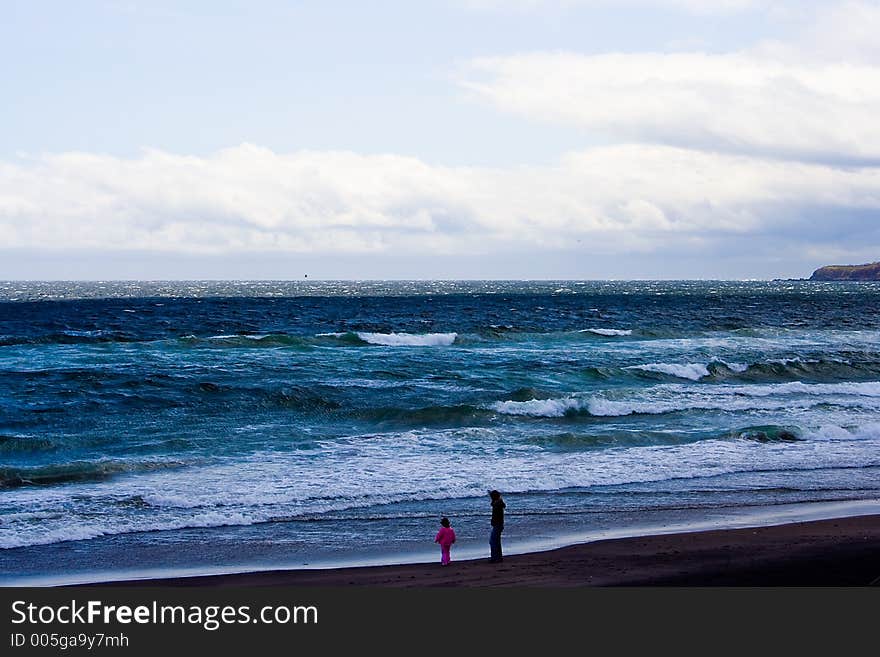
[488,489,506,563]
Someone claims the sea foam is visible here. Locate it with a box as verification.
[356,332,457,346]
[580,328,633,336]
[628,363,711,380]
[489,398,582,417]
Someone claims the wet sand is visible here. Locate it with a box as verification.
[90,514,880,587]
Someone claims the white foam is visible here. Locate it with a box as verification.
[0,525,110,549]
[802,422,880,442]
[628,363,710,380]
[586,396,804,417]
[487,380,880,419]
[0,510,262,549]
[580,328,633,336]
[5,417,880,550]
[489,398,583,417]
[356,332,457,347]
[768,357,821,365]
[724,381,880,398]
[141,493,206,509]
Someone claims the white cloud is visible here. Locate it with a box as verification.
[4,2,880,272]
[2,144,879,258]
[794,1,880,64]
[462,51,880,162]
[458,1,880,163]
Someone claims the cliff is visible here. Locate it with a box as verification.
[810,261,880,281]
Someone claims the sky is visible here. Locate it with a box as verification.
[2,0,880,280]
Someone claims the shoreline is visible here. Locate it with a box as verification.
[65,511,880,588]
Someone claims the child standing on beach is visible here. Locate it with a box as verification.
[434,517,456,566]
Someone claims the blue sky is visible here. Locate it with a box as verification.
[2,0,879,279]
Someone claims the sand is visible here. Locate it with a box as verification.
[90,513,880,587]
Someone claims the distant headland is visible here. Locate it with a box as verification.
[810,261,880,281]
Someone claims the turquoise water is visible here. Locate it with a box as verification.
[2,280,879,582]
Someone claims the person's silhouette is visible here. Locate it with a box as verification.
[488,490,505,563]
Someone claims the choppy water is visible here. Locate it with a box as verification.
[2,280,880,582]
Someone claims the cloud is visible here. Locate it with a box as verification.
[793,1,880,64]
[462,51,880,163]
[457,2,880,164]
[3,2,879,275]
[2,144,879,259]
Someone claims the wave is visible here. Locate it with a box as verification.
[0,484,493,549]
[5,422,880,549]
[579,328,633,337]
[726,425,803,442]
[582,397,797,417]
[306,331,459,347]
[355,332,457,347]
[627,363,710,381]
[714,358,880,383]
[487,381,880,419]
[3,330,459,350]
[718,380,880,398]
[0,434,57,453]
[0,331,140,347]
[489,398,582,417]
[7,325,875,357]
[0,459,187,488]
[587,396,880,418]
[0,325,674,350]
[183,331,460,349]
[180,333,314,349]
[5,332,323,350]
[0,509,263,550]
[357,404,488,426]
[801,422,880,442]
[7,452,880,549]
[524,430,699,450]
[622,358,880,384]
[488,394,735,418]
[524,424,861,449]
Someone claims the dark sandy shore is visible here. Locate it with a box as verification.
[90,514,880,587]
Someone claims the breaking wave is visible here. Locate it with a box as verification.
[489,398,582,417]
[355,332,458,347]
[579,328,633,337]
[0,459,188,488]
[487,381,880,418]
[628,363,711,381]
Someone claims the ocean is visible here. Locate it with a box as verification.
[2,280,880,584]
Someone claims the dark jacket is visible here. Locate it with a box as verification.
[491,498,506,528]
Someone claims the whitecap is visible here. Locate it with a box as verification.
[724,381,880,398]
[356,332,457,347]
[489,398,583,417]
[802,422,880,442]
[580,328,633,336]
[627,363,710,381]
[585,396,794,417]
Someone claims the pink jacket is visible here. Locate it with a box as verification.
[434,526,456,548]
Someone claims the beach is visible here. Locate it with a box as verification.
[90,513,880,587]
